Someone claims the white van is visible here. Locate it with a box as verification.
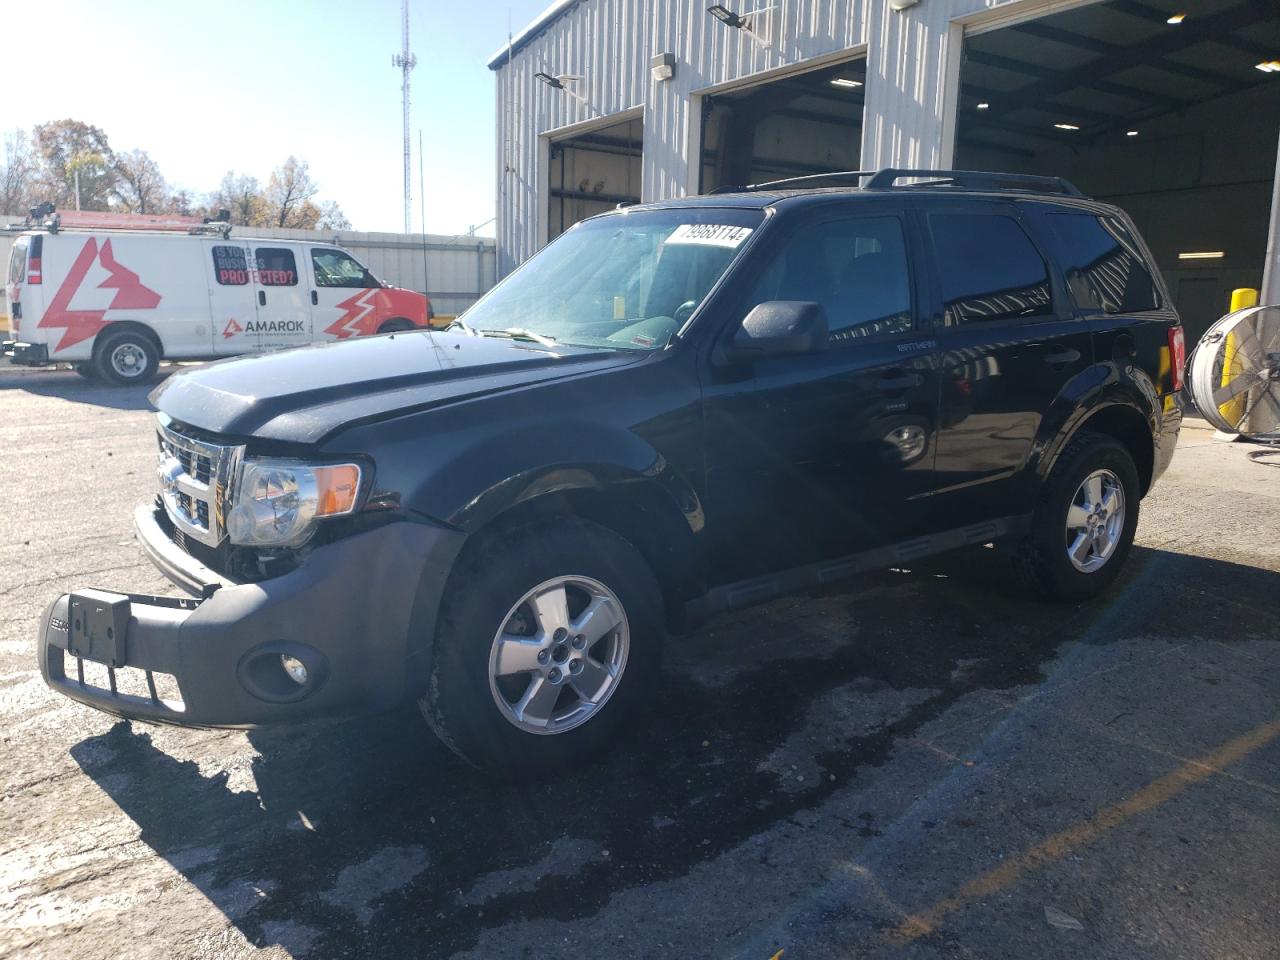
[3,211,433,384]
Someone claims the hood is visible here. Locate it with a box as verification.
[151,331,640,444]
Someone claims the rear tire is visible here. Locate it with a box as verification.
[93,329,160,386]
[1020,431,1140,602]
[378,317,413,334]
[73,364,99,381]
[420,517,664,778]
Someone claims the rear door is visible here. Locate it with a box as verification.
[700,204,943,584]
[307,246,385,341]
[247,245,310,351]
[209,241,261,355]
[925,202,1093,525]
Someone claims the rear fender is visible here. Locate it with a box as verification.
[1024,361,1159,498]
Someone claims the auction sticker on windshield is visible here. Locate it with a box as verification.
[666,224,754,247]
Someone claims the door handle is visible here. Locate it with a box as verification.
[876,371,924,391]
[311,290,318,306]
[1043,347,1081,367]
[258,291,266,307]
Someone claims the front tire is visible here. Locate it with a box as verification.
[1021,431,1140,602]
[93,329,160,385]
[421,517,664,778]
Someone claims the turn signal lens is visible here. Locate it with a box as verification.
[314,464,361,516]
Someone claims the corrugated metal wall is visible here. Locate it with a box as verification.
[494,0,872,276]
[490,0,1111,274]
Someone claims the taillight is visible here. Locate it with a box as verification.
[26,236,42,285]
[1168,325,1185,393]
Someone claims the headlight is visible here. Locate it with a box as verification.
[226,459,362,548]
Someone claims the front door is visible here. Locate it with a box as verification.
[925,204,1092,525]
[700,208,943,585]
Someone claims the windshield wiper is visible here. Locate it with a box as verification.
[447,318,480,336]
[480,327,557,347]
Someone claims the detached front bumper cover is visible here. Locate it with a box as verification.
[37,504,465,727]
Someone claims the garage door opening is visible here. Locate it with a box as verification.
[954,0,1280,346]
[700,57,866,193]
[547,116,642,242]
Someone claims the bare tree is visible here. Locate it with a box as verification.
[0,130,35,216]
[33,119,115,211]
[266,156,319,228]
[111,149,168,214]
[315,200,351,230]
[208,171,266,226]
[164,188,201,218]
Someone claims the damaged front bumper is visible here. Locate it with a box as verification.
[36,503,465,728]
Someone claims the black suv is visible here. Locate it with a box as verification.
[38,169,1184,775]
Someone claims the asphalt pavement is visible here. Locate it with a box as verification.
[1,365,1277,960]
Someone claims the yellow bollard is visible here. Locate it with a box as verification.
[1229,288,1259,312]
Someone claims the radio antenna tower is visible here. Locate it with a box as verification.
[392,0,417,233]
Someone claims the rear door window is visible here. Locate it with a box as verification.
[928,213,1053,323]
[211,245,249,285]
[1044,212,1160,314]
[254,247,298,286]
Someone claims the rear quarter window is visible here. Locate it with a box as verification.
[254,247,298,286]
[1044,212,1160,314]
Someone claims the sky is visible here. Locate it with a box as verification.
[6,0,551,236]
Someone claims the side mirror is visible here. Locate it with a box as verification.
[726,301,828,361]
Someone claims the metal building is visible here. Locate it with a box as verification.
[490,0,1280,345]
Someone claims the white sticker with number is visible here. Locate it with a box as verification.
[666,224,755,248]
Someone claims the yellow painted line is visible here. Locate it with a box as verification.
[886,715,1280,945]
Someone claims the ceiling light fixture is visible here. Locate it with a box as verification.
[976,102,990,110]
[830,77,862,89]
[1166,12,1186,24]
[1257,60,1280,73]
[1126,129,1139,136]
[1178,251,1225,260]
[1054,123,1080,131]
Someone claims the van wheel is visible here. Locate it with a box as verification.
[1020,431,1140,602]
[420,517,664,778]
[93,330,160,385]
[378,318,413,334]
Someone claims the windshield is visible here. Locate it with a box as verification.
[460,208,763,350]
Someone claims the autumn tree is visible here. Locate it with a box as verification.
[33,119,115,211]
[0,130,35,216]
[164,188,200,218]
[111,149,167,214]
[265,156,319,228]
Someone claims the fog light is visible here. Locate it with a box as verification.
[280,654,308,685]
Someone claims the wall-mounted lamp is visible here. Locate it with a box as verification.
[707,4,746,27]
[535,71,586,103]
[651,52,676,82]
[889,0,921,10]
[706,5,774,48]
[534,71,564,88]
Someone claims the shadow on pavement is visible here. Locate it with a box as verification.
[69,544,1279,957]
[0,366,177,412]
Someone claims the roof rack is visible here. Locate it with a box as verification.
[712,167,1084,197]
[864,168,1084,197]
[713,169,878,193]
[3,206,234,238]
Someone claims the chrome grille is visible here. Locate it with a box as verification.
[155,414,243,547]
